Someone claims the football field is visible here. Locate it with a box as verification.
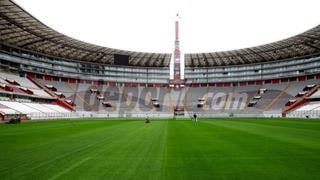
[1,118,320,179]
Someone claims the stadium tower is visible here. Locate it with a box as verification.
[170,14,185,88]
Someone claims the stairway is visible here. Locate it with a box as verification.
[27,77,76,111]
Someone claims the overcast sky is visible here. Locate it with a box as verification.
[15,0,320,53]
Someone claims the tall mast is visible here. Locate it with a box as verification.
[174,14,181,80]
[170,13,184,88]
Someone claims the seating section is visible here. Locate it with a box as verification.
[38,79,75,97]
[0,70,310,118]
[0,72,51,98]
[287,101,320,118]
[34,78,317,117]
[43,104,71,113]
[295,102,320,111]
[0,101,75,119]
[0,103,19,115]
[31,89,52,97]
[0,72,38,89]
[308,89,320,99]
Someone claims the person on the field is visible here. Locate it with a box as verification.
[145,114,150,123]
[193,113,198,122]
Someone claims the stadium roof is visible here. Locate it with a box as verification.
[185,25,320,67]
[0,0,320,67]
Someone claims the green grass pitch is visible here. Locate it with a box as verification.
[1,118,320,180]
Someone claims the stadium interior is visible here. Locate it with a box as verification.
[2,0,320,179]
[0,0,320,122]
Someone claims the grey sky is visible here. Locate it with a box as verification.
[15,0,320,53]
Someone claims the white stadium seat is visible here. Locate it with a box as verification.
[0,101,73,119]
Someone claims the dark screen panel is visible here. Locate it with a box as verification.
[114,54,129,65]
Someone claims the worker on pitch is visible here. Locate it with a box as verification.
[145,114,150,123]
[193,113,198,123]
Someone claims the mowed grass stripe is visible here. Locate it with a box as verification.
[0,121,139,179]
[202,119,320,149]
[209,118,320,132]
[0,121,127,166]
[45,121,151,180]
[165,121,222,179]
[1,119,320,179]
[48,157,92,180]
[164,121,280,179]
[54,120,169,180]
[164,120,320,179]
[33,121,144,180]
[202,120,320,179]
[0,121,126,155]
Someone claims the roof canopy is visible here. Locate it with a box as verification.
[0,0,320,67]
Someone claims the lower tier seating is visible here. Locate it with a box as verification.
[34,78,318,118]
[0,101,77,120]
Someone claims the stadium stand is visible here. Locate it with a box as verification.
[0,70,76,121]
[22,78,316,118]
[0,70,318,119]
[286,86,320,118]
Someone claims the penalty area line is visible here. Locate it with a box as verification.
[48,157,92,180]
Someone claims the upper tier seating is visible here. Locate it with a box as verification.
[0,72,51,98]
[0,72,38,89]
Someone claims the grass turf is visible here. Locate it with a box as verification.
[1,118,320,179]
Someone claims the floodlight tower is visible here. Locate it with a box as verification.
[170,14,184,88]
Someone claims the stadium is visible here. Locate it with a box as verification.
[1,0,320,179]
